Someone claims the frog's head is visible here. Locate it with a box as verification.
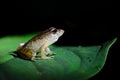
[49,27,64,37]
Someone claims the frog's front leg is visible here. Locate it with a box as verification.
[45,47,56,55]
[39,43,54,59]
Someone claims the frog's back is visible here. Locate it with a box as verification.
[23,31,51,51]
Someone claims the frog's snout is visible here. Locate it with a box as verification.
[58,29,64,36]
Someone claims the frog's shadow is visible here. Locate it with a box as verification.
[10,51,33,61]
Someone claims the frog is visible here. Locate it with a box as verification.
[16,27,64,61]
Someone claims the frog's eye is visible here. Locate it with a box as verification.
[52,29,57,34]
[49,27,56,31]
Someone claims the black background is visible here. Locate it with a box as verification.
[1,0,119,80]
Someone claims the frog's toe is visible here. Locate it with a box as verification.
[50,56,54,58]
[41,56,54,59]
[31,57,41,61]
[52,52,56,55]
[47,52,56,56]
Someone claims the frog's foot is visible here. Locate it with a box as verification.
[31,57,41,61]
[50,52,56,55]
[47,52,56,56]
[41,56,54,60]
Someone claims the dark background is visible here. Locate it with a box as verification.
[1,0,119,80]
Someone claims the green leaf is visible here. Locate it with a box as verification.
[0,34,117,80]
[62,38,117,80]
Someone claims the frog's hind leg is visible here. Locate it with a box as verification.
[24,49,40,61]
[31,52,41,61]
